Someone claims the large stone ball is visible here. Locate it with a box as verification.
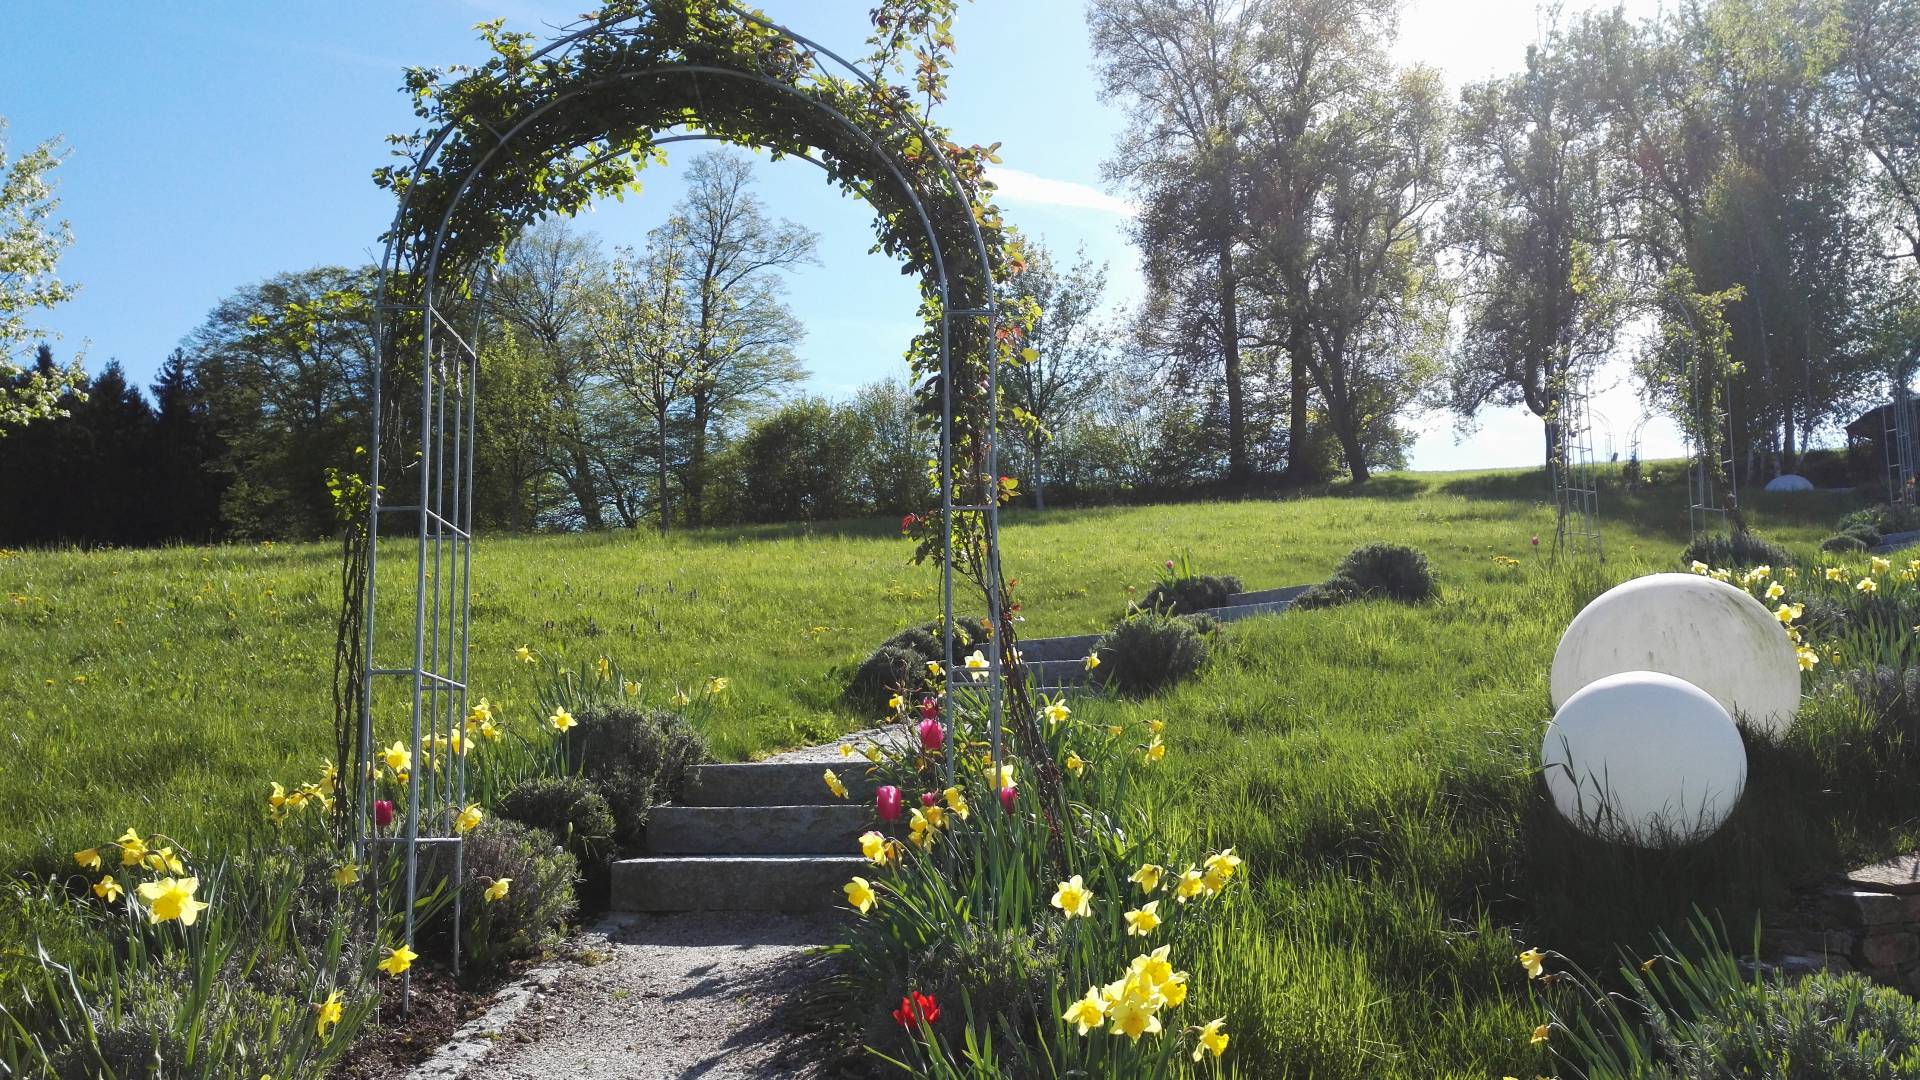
[1550,572,1801,736]
[1763,473,1814,492]
[1542,670,1748,846]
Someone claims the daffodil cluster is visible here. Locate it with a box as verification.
[1060,945,1226,1061]
[72,827,208,927]
[1696,560,1828,672]
[267,759,341,824]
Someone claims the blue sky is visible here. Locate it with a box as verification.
[1,0,1683,469]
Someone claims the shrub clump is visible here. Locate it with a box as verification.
[561,705,708,849]
[1139,574,1243,616]
[846,616,991,711]
[1656,971,1920,1078]
[499,775,617,866]
[1841,502,1920,537]
[1680,530,1793,570]
[1094,609,1210,697]
[1822,533,1871,553]
[460,817,578,972]
[1295,543,1435,610]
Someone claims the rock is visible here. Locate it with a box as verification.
[1844,853,1920,895]
[1855,931,1920,969]
[1825,887,1910,926]
[1763,473,1814,492]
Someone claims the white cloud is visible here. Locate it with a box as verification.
[985,166,1137,217]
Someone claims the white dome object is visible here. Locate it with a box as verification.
[1763,474,1814,492]
[1550,572,1801,736]
[1542,670,1747,846]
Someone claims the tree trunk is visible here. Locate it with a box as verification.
[1030,440,1047,511]
[1544,419,1563,482]
[1218,243,1248,489]
[656,410,670,534]
[686,397,711,528]
[1781,405,1796,476]
[1285,318,1313,483]
[1337,419,1369,484]
[569,446,604,529]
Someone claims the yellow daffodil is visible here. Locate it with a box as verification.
[1107,990,1162,1042]
[514,644,536,664]
[838,743,854,759]
[1641,956,1659,973]
[1085,652,1102,671]
[888,693,905,712]
[1174,865,1206,903]
[1065,751,1085,776]
[136,876,208,926]
[926,660,943,677]
[595,656,611,678]
[1766,581,1785,600]
[1124,900,1161,936]
[859,830,889,865]
[1161,970,1189,1007]
[377,944,418,977]
[844,876,876,915]
[1826,566,1848,582]
[994,763,1017,790]
[484,877,512,903]
[1130,863,1164,894]
[332,864,360,888]
[963,649,990,679]
[478,718,501,742]
[1872,556,1891,575]
[1106,724,1124,737]
[705,676,729,695]
[823,769,848,799]
[117,828,147,867]
[1144,737,1166,763]
[74,847,101,870]
[861,743,882,763]
[466,698,493,727]
[381,741,411,773]
[146,848,185,875]
[1193,1017,1229,1060]
[672,689,691,705]
[622,680,641,697]
[1710,568,1732,582]
[1519,948,1545,978]
[1859,577,1879,593]
[1531,1024,1551,1045]
[268,782,288,812]
[314,988,345,1039]
[942,786,970,819]
[1797,646,1819,671]
[319,759,339,789]
[1689,560,1710,575]
[1062,987,1108,1035]
[549,707,576,733]
[1044,700,1071,727]
[93,875,123,903]
[922,804,946,829]
[455,804,484,834]
[1775,602,1801,625]
[1149,718,1165,735]
[1052,875,1094,919]
[1204,848,1241,882]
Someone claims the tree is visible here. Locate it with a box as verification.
[844,378,932,515]
[1090,0,1258,487]
[1841,0,1920,270]
[710,396,867,523]
[671,152,816,525]
[0,119,86,433]
[1296,67,1452,482]
[586,235,696,532]
[186,267,378,538]
[147,348,225,541]
[999,243,1111,508]
[1447,29,1629,472]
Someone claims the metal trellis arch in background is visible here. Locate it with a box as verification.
[357,3,1010,1010]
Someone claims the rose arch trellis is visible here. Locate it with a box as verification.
[341,0,1064,1006]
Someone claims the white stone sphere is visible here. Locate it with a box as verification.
[1542,670,1748,846]
[1763,473,1814,492]
[1550,572,1801,736]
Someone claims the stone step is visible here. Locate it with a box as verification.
[1018,632,1103,664]
[681,762,878,807]
[1026,657,1095,687]
[644,804,871,855]
[1223,584,1311,607]
[610,854,868,912]
[1196,599,1296,623]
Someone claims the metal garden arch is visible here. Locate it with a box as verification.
[356,2,1012,1007]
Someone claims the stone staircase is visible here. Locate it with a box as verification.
[611,761,876,913]
[612,582,1311,912]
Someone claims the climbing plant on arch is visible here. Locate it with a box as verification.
[337,0,1067,1001]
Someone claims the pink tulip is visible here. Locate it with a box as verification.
[1531,535,1540,547]
[1165,559,1175,571]
[999,787,1017,813]
[876,785,902,822]
[921,791,939,807]
[917,717,945,752]
[919,695,939,720]
[373,799,394,828]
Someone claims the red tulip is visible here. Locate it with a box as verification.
[1165,559,1175,571]
[875,785,902,822]
[892,990,941,1029]
[921,791,938,807]
[1531,534,1540,547]
[918,695,939,720]
[900,513,918,534]
[999,786,1017,813]
[917,717,945,752]
[373,799,394,828]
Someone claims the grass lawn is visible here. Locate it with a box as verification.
[7,464,1914,1075]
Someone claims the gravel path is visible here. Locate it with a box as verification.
[443,910,844,1080]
